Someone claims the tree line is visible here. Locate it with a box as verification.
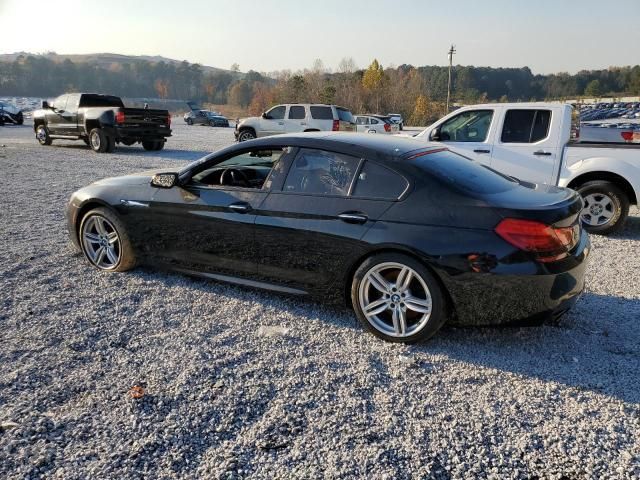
[1,54,639,124]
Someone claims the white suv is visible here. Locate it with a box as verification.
[235,104,356,141]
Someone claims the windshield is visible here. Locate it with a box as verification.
[336,107,354,123]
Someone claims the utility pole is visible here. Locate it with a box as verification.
[446,44,456,114]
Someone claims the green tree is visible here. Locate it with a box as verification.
[584,79,602,97]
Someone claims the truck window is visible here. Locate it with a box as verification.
[439,110,493,142]
[288,105,306,119]
[66,94,80,111]
[310,106,333,120]
[501,109,551,143]
[52,95,68,111]
[79,95,125,108]
[265,105,285,120]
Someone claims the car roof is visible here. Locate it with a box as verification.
[242,132,440,159]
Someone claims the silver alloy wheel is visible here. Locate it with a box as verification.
[238,131,255,141]
[81,215,120,270]
[581,193,615,226]
[358,262,433,338]
[36,126,47,142]
[90,130,101,150]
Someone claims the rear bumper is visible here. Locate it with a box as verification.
[105,125,172,141]
[443,233,590,327]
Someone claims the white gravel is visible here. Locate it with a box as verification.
[0,121,639,479]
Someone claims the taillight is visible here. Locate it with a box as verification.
[621,131,633,142]
[332,119,339,131]
[495,218,578,263]
[384,123,391,132]
[115,110,125,124]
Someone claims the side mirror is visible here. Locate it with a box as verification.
[429,127,441,141]
[261,112,271,119]
[151,172,179,188]
[42,100,50,109]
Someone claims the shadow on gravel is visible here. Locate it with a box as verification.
[46,143,210,161]
[609,214,640,241]
[413,292,640,404]
[128,269,639,404]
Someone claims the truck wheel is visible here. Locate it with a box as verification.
[89,128,110,153]
[105,135,116,153]
[577,181,629,235]
[142,140,163,151]
[237,129,255,142]
[36,124,52,145]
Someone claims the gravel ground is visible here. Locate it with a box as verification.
[0,122,639,479]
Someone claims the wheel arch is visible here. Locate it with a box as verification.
[74,200,116,240]
[567,171,638,205]
[343,246,457,320]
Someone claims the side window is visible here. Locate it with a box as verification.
[501,109,551,143]
[309,106,333,120]
[356,117,365,125]
[288,105,306,119]
[353,161,408,199]
[370,118,379,124]
[439,110,493,142]
[52,95,68,111]
[283,148,360,196]
[66,94,80,112]
[266,106,285,120]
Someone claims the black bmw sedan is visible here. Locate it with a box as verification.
[66,133,589,343]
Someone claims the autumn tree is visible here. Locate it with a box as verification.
[228,80,252,107]
[362,59,386,112]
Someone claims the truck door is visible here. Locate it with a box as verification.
[46,94,68,135]
[61,94,80,135]
[490,107,561,185]
[428,108,497,165]
[285,105,307,133]
[259,105,286,137]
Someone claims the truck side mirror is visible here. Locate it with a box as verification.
[429,127,441,141]
[42,101,50,109]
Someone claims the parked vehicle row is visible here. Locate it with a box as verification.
[235,103,356,141]
[67,133,589,343]
[412,102,640,234]
[32,93,172,153]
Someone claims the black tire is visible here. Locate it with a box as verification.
[237,129,256,142]
[154,140,165,151]
[208,120,216,127]
[105,135,116,153]
[89,128,110,153]
[186,118,193,125]
[35,124,52,145]
[17,118,24,126]
[142,140,156,151]
[78,207,137,272]
[351,253,448,343]
[399,123,404,131]
[577,181,629,235]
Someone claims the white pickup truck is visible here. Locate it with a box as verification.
[415,103,639,234]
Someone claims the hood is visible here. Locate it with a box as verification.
[91,169,169,186]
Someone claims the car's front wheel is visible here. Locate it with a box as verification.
[237,129,256,142]
[36,124,52,145]
[79,208,136,272]
[351,253,448,343]
[186,118,193,125]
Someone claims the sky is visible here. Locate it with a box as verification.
[1,0,639,74]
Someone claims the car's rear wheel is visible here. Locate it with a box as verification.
[89,128,111,153]
[577,181,629,235]
[79,208,136,272]
[238,129,255,142]
[351,253,448,343]
[36,124,52,145]
[186,118,193,125]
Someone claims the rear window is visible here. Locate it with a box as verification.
[80,95,124,108]
[336,107,354,123]
[501,109,551,143]
[353,161,408,199]
[412,150,518,194]
[310,106,333,120]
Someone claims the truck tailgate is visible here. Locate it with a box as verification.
[122,108,169,127]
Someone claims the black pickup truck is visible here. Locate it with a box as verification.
[32,93,171,153]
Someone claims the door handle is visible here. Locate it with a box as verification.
[300,122,307,125]
[278,121,284,125]
[533,151,552,156]
[338,212,368,224]
[473,149,491,154]
[228,202,252,213]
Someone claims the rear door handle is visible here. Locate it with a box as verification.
[473,149,491,154]
[228,202,252,213]
[534,150,552,156]
[338,212,368,224]
[278,121,284,125]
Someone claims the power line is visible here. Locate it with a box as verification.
[446,44,456,114]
